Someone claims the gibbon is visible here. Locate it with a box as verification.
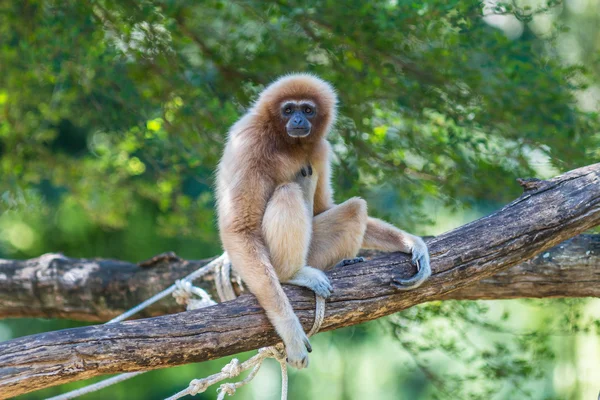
[216,74,430,369]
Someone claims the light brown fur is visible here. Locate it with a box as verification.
[216,74,430,369]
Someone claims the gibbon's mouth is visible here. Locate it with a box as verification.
[287,128,311,138]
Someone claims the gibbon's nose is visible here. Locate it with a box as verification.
[292,116,303,125]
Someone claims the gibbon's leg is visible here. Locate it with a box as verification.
[362,217,431,289]
[306,200,430,290]
[307,197,369,270]
[262,182,311,282]
[262,178,332,298]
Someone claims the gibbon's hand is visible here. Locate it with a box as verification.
[283,319,312,369]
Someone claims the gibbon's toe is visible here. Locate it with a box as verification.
[308,269,333,298]
[390,256,431,291]
[335,257,365,268]
[312,282,331,299]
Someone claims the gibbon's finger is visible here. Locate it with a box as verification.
[286,354,309,368]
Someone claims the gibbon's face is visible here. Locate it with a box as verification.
[280,100,317,138]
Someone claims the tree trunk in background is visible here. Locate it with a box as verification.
[0,234,598,321]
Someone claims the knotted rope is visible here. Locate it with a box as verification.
[166,261,326,400]
[45,253,326,400]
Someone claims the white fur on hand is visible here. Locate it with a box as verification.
[277,317,311,369]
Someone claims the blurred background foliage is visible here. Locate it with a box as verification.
[1,0,599,399]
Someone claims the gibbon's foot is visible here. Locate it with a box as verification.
[391,238,431,290]
[285,266,333,298]
[280,318,312,369]
[334,257,365,268]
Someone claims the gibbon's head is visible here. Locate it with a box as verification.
[254,73,337,140]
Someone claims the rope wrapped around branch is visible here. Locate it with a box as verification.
[45,253,326,400]
[166,264,326,400]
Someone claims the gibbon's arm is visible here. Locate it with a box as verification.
[219,170,311,368]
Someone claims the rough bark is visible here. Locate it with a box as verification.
[0,163,599,398]
[0,235,598,322]
[440,233,600,300]
[0,253,229,322]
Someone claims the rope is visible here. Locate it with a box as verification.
[158,261,326,400]
[308,295,326,337]
[107,253,229,324]
[46,254,229,400]
[215,259,238,302]
[173,279,217,310]
[45,251,326,400]
[45,372,145,400]
[166,294,325,400]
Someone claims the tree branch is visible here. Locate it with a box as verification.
[0,234,598,322]
[0,163,599,398]
[439,233,599,300]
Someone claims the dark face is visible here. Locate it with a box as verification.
[281,101,317,138]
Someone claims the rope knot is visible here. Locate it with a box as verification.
[217,382,237,399]
[173,279,216,310]
[173,280,193,305]
[221,358,241,378]
[259,343,287,363]
[188,379,209,395]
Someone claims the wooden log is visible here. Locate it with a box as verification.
[441,234,600,300]
[0,163,599,398]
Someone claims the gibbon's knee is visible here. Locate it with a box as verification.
[262,183,312,281]
[334,196,368,250]
[308,197,368,270]
[341,197,368,224]
[326,197,368,235]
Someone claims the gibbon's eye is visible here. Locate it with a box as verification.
[304,107,313,114]
[284,107,292,115]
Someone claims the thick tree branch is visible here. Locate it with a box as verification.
[439,233,599,300]
[0,163,599,398]
[0,235,598,321]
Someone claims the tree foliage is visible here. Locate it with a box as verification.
[1,0,598,243]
